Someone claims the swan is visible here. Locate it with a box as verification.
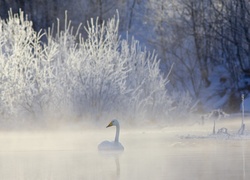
[98,119,124,151]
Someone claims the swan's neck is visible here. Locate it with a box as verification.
[115,124,120,143]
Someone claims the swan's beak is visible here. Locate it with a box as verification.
[106,122,113,128]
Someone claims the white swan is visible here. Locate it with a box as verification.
[98,119,124,151]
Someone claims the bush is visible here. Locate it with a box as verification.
[0,10,193,124]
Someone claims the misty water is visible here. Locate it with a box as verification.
[0,121,249,180]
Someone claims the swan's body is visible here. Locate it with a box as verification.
[98,119,124,151]
[98,141,124,151]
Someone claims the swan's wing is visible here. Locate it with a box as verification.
[98,141,112,150]
[98,141,124,151]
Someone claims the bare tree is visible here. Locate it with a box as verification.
[146,0,216,99]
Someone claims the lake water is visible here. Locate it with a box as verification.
[0,124,249,180]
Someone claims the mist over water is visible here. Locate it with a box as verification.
[0,118,249,180]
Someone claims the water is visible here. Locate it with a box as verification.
[0,126,249,180]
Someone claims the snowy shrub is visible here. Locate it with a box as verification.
[44,12,175,122]
[0,10,194,124]
[0,10,51,120]
[120,38,173,121]
[75,17,130,119]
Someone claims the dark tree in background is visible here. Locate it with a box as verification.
[0,0,56,31]
[0,0,131,33]
[146,0,250,111]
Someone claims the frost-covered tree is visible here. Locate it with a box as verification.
[120,38,172,121]
[0,10,52,120]
[0,10,194,124]
[48,12,174,121]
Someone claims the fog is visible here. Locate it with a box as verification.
[0,118,249,180]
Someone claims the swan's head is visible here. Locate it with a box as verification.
[106,119,119,128]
